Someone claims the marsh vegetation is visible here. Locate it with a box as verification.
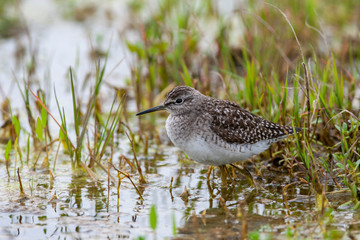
[0,0,360,239]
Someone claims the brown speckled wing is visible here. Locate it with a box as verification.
[208,99,294,144]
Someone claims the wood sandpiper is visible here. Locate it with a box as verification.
[136,86,300,168]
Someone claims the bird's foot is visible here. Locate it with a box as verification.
[229,163,265,193]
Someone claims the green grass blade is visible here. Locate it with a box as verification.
[12,116,20,137]
[69,68,79,137]
[180,60,193,87]
[5,139,12,161]
[36,117,43,141]
[149,204,157,230]
[172,212,177,236]
[41,107,47,127]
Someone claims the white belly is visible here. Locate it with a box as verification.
[166,116,271,165]
[177,135,271,165]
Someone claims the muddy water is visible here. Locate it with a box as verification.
[1,119,359,239]
[1,0,360,239]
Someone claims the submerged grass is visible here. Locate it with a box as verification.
[1,35,145,219]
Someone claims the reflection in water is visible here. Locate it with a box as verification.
[68,171,88,209]
[0,146,357,239]
[0,116,355,239]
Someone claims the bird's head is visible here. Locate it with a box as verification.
[136,86,203,116]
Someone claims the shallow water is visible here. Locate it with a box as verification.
[1,123,359,239]
[1,0,360,239]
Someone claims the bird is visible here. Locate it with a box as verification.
[136,86,300,169]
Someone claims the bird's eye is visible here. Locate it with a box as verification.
[175,98,183,104]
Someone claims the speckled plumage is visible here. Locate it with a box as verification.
[137,86,300,166]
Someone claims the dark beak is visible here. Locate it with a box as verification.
[136,105,165,116]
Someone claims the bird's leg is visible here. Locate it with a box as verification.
[206,166,214,182]
[219,165,228,184]
[230,167,237,183]
[223,165,237,184]
[230,163,262,191]
[206,166,216,199]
